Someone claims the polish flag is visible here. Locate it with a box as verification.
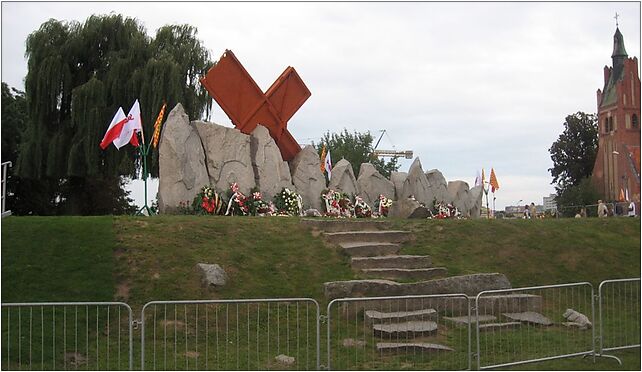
[99,100,143,150]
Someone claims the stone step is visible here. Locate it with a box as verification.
[351,255,433,270]
[502,312,553,326]
[478,322,521,332]
[331,294,542,319]
[443,315,497,326]
[324,273,512,299]
[301,219,391,232]
[341,242,400,257]
[360,267,448,281]
[376,342,454,353]
[373,320,438,338]
[324,230,413,244]
[365,308,438,324]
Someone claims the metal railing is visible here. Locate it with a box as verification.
[327,294,472,370]
[140,298,320,370]
[1,161,11,217]
[596,278,641,364]
[475,282,595,370]
[1,302,133,370]
[557,202,634,218]
[1,279,639,370]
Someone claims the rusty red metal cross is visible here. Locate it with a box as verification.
[200,50,311,161]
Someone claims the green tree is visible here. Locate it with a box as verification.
[556,177,600,215]
[548,112,599,206]
[15,15,213,214]
[316,129,400,179]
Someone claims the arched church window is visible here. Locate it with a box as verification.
[633,114,639,129]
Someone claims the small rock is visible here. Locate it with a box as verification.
[304,208,322,217]
[64,352,87,367]
[342,338,367,347]
[275,354,295,365]
[563,308,592,329]
[196,263,227,287]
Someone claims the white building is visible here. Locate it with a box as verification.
[543,194,557,212]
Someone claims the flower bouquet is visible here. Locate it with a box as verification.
[321,189,354,218]
[192,185,224,215]
[374,194,393,217]
[225,183,250,216]
[249,190,276,216]
[354,196,372,218]
[273,188,303,216]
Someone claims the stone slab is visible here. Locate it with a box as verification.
[443,315,497,325]
[373,320,438,338]
[301,219,391,232]
[341,242,401,257]
[502,312,553,326]
[324,230,413,244]
[376,342,454,353]
[324,273,511,300]
[366,308,438,324]
[360,267,448,281]
[351,255,433,270]
[478,322,522,332]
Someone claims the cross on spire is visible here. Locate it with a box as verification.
[614,12,620,27]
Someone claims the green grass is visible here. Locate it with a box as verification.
[1,216,116,302]
[1,215,640,370]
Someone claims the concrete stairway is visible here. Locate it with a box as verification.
[302,218,542,353]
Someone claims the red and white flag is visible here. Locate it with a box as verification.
[99,100,143,150]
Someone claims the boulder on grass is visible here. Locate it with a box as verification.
[289,145,326,210]
[357,163,395,207]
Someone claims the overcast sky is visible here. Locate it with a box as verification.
[2,1,640,209]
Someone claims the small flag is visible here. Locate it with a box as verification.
[99,100,143,150]
[489,168,500,193]
[152,102,167,149]
[474,170,482,187]
[625,188,630,202]
[320,145,327,173]
[619,188,625,202]
[325,148,333,181]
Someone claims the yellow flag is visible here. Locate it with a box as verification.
[490,168,500,193]
[151,102,167,149]
[320,145,327,173]
[481,168,486,185]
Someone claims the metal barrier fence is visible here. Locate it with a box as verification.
[140,298,320,370]
[327,294,471,370]
[1,280,639,370]
[597,278,641,364]
[1,302,133,370]
[558,202,633,218]
[475,282,595,370]
[1,161,11,217]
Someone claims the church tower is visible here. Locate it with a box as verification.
[592,26,641,204]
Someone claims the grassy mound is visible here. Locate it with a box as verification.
[2,216,639,305]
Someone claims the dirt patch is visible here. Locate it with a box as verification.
[135,220,149,228]
[152,272,161,280]
[114,247,126,258]
[65,352,88,367]
[160,319,185,330]
[115,282,130,301]
[311,230,321,237]
[185,351,200,358]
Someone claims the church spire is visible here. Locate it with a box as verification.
[612,27,628,59]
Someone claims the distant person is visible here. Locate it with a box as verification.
[597,200,608,218]
[523,204,530,219]
[580,208,587,218]
[628,199,636,217]
[530,202,537,219]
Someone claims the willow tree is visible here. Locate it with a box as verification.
[16,15,213,214]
